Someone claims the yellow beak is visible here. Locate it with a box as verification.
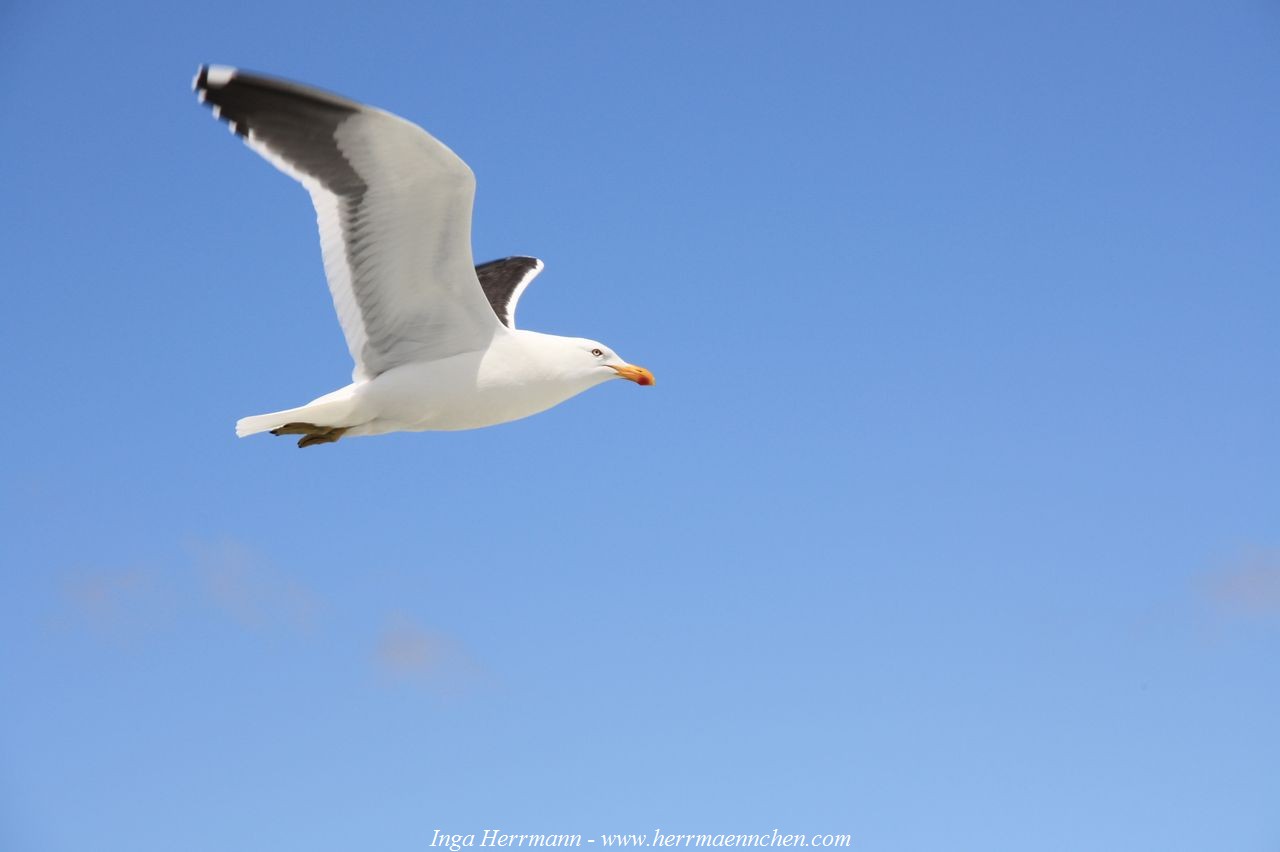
[611,364,655,386]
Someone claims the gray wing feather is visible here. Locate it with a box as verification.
[195,65,498,380]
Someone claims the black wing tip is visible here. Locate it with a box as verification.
[474,256,545,328]
[197,66,363,114]
[193,66,243,136]
[192,63,236,94]
[194,65,250,138]
[477,255,542,271]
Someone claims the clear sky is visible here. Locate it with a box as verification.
[2,1,1278,850]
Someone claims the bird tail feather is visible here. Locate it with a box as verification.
[235,387,360,438]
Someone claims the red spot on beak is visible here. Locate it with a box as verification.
[612,364,655,386]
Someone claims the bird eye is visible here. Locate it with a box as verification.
[591,348,604,357]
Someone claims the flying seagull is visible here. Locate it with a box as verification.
[193,65,653,447]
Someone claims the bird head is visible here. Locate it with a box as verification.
[571,338,655,386]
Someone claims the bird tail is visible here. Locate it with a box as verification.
[235,410,296,437]
[235,386,360,437]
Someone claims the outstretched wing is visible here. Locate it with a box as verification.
[474,256,544,328]
[194,65,500,380]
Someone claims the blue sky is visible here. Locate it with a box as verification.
[2,1,1278,850]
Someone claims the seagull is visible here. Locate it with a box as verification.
[193,65,653,447]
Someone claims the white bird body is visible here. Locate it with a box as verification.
[236,330,621,438]
[194,65,652,447]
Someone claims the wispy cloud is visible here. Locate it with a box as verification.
[1201,549,1280,619]
[57,538,322,637]
[60,567,172,638]
[374,613,486,694]
[191,538,322,631]
[57,542,486,693]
